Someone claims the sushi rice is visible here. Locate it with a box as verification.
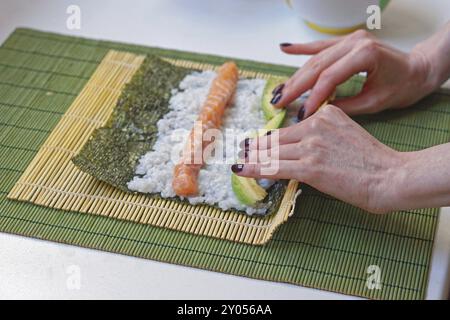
[127,71,271,214]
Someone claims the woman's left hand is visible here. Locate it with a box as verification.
[233,105,408,214]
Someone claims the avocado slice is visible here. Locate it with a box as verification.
[262,77,287,121]
[250,109,287,138]
[264,109,286,130]
[231,173,267,206]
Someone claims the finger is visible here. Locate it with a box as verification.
[247,124,306,151]
[303,47,376,117]
[333,90,380,115]
[280,37,343,55]
[273,40,353,109]
[232,160,300,180]
[246,143,301,161]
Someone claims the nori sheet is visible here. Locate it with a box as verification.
[72,56,190,190]
[72,55,286,216]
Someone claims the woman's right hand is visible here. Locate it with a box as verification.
[273,29,443,118]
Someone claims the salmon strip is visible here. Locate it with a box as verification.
[172,61,239,196]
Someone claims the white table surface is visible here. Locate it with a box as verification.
[0,0,449,300]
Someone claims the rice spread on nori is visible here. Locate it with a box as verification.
[72,56,286,216]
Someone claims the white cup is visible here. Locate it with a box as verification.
[289,0,390,34]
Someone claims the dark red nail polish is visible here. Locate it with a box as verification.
[271,93,282,105]
[239,138,250,149]
[231,164,244,173]
[280,43,292,47]
[272,83,285,95]
[265,130,273,136]
[297,106,305,121]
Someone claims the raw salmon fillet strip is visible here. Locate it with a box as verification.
[172,61,239,196]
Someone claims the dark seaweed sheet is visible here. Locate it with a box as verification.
[72,55,287,216]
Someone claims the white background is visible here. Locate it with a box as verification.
[0,0,449,299]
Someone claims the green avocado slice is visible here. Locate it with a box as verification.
[231,173,267,206]
[263,109,286,132]
[262,77,287,121]
[247,110,287,139]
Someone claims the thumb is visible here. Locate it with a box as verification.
[333,90,380,115]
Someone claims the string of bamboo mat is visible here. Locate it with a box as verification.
[7,50,300,245]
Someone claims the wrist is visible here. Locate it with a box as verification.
[411,22,450,94]
[371,150,413,213]
[408,49,439,97]
[382,150,439,212]
[374,143,450,213]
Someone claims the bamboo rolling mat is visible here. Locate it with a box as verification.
[7,50,299,245]
[1,28,449,299]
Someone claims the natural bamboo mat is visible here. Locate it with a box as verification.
[7,50,299,245]
[1,28,449,299]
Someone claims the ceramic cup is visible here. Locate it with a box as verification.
[288,0,390,34]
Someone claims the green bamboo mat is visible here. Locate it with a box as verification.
[1,28,449,300]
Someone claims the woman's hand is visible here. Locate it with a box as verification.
[233,104,450,213]
[233,105,408,214]
[272,29,441,118]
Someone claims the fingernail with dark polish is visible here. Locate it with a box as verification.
[271,93,282,105]
[265,130,273,136]
[297,106,305,121]
[239,138,250,149]
[272,83,285,95]
[231,164,244,173]
[280,43,292,47]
